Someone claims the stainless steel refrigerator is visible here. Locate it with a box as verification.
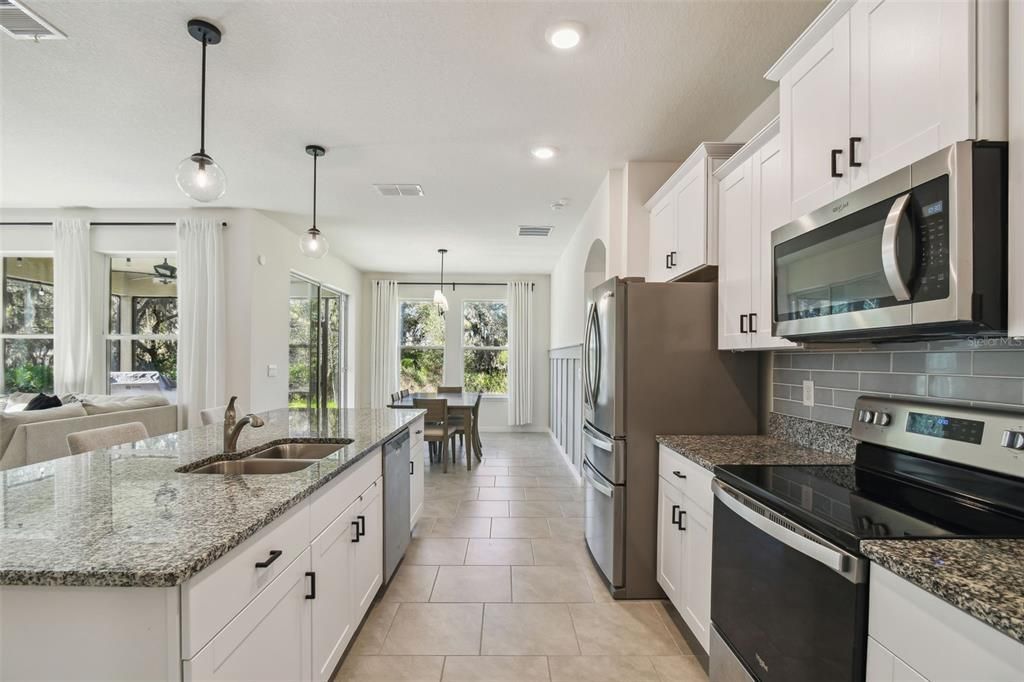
[582,277,758,599]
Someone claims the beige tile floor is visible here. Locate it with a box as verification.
[334,432,707,682]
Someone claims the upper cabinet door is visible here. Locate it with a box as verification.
[672,164,709,276]
[850,0,974,188]
[648,196,675,283]
[752,135,798,349]
[717,159,754,350]
[781,13,851,220]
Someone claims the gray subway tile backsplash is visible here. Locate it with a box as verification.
[771,341,1024,428]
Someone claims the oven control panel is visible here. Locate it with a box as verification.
[852,397,1024,479]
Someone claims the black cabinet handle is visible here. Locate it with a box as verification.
[358,515,366,537]
[849,137,862,167]
[676,510,687,531]
[749,312,758,334]
[672,471,686,480]
[831,149,843,178]
[665,254,671,269]
[351,520,361,542]
[670,251,677,267]
[305,571,316,599]
[671,504,680,526]
[740,314,748,334]
[255,549,282,569]
[410,460,415,475]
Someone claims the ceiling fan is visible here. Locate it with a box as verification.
[123,258,178,285]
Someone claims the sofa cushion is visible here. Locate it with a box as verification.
[3,392,37,413]
[26,393,63,411]
[0,402,88,456]
[81,394,170,415]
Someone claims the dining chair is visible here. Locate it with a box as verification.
[67,422,149,456]
[390,391,402,405]
[200,406,226,425]
[400,388,410,398]
[437,386,463,393]
[413,398,459,473]
[450,392,483,461]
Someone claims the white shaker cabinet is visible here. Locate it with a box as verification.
[352,479,384,617]
[410,417,425,528]
[656,476,686,606]
[678,500,713,649]
[311,501,358,681]
[645,143,742,282]
[716,119,799,351]
[779,12,851,220]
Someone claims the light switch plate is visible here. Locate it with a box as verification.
[267,364,278,378]
[802,380,814,406]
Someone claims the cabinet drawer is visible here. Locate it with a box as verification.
[181,501,311,658]
[409,418,425,450]
[309,450,381,539]
[658,445,715,513]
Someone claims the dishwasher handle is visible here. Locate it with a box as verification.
[712,479,866,584]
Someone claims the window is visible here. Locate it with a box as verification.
[1,257,54,395]
[400,300,445,393]
[107,257,178,399]
[288,275,349,411]
[463,300,508,394]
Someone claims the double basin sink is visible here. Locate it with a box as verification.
[186,441,354,474]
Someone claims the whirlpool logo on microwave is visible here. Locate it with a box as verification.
[831,200,849,214]
[755,653,769,673]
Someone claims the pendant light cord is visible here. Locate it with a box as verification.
[312,152,318,231]
[199,37,207,154]
[439,251,444,290]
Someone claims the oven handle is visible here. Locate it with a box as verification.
[712,480,867,584]
[583,460,614,497]
[881,192,914,302]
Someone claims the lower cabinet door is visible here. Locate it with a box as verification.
[410,443,425,528]
[311,501,359,682]
[680,500,713,654]
[656,478,685,608]
[184,548,313,682]
[353,478,384,619]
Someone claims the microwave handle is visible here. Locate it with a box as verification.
[881,192,914,302]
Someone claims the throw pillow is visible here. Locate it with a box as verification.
[25,394,62,411]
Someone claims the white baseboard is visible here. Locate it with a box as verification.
[478,425,548,433]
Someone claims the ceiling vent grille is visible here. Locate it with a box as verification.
[0,1,65,40]
[373,183,423,197]
[518,225,554,237]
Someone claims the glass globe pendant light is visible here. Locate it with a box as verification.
[434,249,449,314]
[299,145,330,259]
[175,19,226,202]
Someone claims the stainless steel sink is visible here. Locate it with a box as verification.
[188,459,317,475]
[249,441,351,460]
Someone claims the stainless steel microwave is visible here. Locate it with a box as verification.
[771,141,1007,342]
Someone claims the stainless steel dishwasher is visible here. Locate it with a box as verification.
[383,428,411,583]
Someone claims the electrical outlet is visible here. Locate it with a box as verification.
[802,380,814,406]
[267,364,278,378]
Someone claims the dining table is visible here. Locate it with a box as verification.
[389,391,482,469]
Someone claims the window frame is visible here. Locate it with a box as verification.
[461,297,509,396]
[0,257,56,396]
[399,298,447,393]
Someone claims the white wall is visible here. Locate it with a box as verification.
[724,89,779,143]
[619,161,682,278]
[357,272,550,432]
[0,207,363,414]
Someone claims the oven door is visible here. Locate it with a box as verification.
[710,481,868,682]
[771,144,967,340]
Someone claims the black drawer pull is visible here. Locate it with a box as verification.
[749,312,758,334]
[305,571,316,599]
[677,510,687,531]
[357,515,366,537]
[740,314,747,334]
[849,137,862,167]
[672,471,686,480]
[671,504,680,526]
[254,550,282,569]
[670,251,677,267]
[665,253,671,269]
[831,148,843,178]
[351,520,361,542]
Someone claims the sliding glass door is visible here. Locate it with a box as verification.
[288,274,348,414]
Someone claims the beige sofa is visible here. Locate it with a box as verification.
[0,396,179,470]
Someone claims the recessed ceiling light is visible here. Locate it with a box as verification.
[531,146,558,160]
[545,21,584,50]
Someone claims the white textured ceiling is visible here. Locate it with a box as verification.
[1,1,823,274]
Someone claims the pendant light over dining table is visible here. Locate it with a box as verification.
[434,248,449,314]
[299,145,329,259]
[175,19,227,202]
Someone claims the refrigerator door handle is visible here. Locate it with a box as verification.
[583,423,613,451]
[583,460,614,497]
[583,303,595,410]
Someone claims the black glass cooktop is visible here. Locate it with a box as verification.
[715,445,1024,554]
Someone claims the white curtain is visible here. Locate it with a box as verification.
[176,217,225,428]
[53,219,92,395]
[507,280,533,425]
[370,280,400,407]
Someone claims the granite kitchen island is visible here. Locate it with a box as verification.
[0,407,424,681]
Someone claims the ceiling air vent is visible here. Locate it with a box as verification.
[518,225,554,237]
[0,1,66,40]
[373,183,424,197]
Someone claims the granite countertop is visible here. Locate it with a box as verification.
[0,407,423,588]
[655,434,853,471]
[862,538,1024,644]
